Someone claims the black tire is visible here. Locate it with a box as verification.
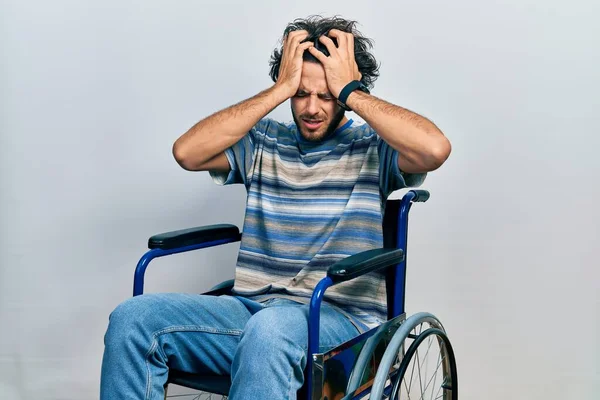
[390,327,457,400]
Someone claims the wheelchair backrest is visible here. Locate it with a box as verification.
[382,199,409,320]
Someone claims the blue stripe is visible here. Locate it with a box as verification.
[245,208,383,221]
[247,191,381,204]
[241,227,382,245]
[250,176,380,192]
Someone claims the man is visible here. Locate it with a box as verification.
[100,15,450,399]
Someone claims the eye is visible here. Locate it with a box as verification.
[295,92,308,98]
[319,94,334,101]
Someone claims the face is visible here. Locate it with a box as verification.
[291,61,347,142]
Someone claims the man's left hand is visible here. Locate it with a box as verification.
[307,29,363,98]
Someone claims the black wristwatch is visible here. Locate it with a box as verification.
[336,80,370,111]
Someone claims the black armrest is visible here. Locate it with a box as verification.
[148,224,241,250]
[327,248,405,284]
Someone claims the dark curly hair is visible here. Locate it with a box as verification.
[269,15,380,90]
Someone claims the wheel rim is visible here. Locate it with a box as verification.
[369,313,457,400]
[390,326,457,400]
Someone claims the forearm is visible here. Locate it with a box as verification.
[173,84,289,170]
[346,90,451,172]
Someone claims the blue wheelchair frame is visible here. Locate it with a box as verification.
[132,189,430,399]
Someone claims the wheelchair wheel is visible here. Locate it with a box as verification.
[369,312,457,400]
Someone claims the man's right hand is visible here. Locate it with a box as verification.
[274,30,314,99]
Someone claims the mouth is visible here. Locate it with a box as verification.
[301,118,324,130]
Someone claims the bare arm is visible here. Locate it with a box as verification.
[308,30,451,174]
[173,31,314,172]
[172,85,289,171]
[344,91,451,173]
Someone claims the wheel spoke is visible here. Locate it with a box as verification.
[434,380,443,400]
[416,335,434,397]
[404,371,412,400]
[407,322,428,395]
[416,342,424,398]
[429,351,441,400]
[407,336,418,394]
[419,354,444,399]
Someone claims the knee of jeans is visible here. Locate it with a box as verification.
[103,294,161,346]
[240,306,308,353]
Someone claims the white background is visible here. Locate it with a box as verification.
[1,0,599,398]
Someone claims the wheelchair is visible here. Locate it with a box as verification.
[133,189,458,399]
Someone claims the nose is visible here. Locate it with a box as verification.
[306,94,320,116]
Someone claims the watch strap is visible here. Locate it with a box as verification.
[337,80,368,111]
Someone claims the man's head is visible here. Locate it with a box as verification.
[269,16,380,142]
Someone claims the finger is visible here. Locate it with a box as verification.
[289,29,308,36]
[289,31,310,51]
[348,34,355,58]
[283,30,309,55]
[327,29,345,37]
[307,46,328,63]
[295,41,313,58]
[287,29,308,43]
[330,30,355,58]
[318,35,339,57]
[327,29,347,48]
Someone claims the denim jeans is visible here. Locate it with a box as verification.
[100,293,363,399]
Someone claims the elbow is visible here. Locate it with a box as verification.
[426,136,452,171]
[172,140,197,171]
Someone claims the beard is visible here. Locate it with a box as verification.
[292,106,346,142]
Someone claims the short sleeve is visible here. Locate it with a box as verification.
[378,137,427,196]
[209,118,271,188]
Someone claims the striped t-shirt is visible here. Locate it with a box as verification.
[210,118,425,328]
